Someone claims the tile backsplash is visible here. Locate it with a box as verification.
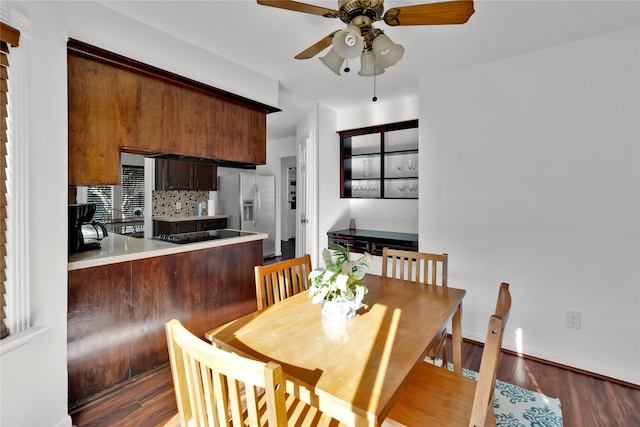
[153,190,209,217]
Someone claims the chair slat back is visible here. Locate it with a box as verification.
[165,319,288,427]
[382,248,448,286]
[469,283,512,426]
[254,255,312,310]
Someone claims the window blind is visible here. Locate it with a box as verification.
[121,165,144,218]
[1,22,20,340]
[86,186,114,222]
[86,165,145,227]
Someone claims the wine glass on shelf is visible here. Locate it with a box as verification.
[363,159,372,178]
[394,159,404,175]
[406,157,415,173]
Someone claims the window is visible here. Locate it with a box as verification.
[86,186,114,221]
[1,22,20,340]
[121,165,144,218]
[84,165,145,234]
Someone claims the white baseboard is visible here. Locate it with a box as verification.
[54,414,73,427]
[465,331,640,386]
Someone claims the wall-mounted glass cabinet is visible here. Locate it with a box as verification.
[339,119,418,199]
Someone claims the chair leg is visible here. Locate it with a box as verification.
[441,340,449,370]
[487,404,496,427]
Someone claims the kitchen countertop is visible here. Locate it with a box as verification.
[68,229,266,271]
[152,214,230,222]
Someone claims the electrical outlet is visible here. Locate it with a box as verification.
[565,310,582,329]
[176,201,182,210]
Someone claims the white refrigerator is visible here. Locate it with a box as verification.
[218,173,276,258]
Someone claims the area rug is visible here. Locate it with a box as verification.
[461,366,564,427]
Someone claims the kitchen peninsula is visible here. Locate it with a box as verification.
[67,231,266,407]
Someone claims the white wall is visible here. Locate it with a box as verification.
[0,3,71,426]
[338,98,420,239]
[0,1,279,426]
[318,97,420,273]
[418,27,640,384]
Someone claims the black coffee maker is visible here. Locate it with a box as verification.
[69,203,109,254]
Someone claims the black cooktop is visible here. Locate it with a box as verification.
[156,229,252,244]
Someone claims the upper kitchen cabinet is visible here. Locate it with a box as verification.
[67,39,279,185]
[193,162,217,191]
[155,159,217,191]
[339,119,419,199]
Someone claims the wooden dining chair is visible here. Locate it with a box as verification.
[381,248,450,367]
[164,319,342,427]
[254,254,312,310]
[386,283,512,427]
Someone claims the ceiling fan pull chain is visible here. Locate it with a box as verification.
[344,58,351,73]
[372,72,378,102]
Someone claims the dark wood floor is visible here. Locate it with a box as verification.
[70,337,640,427]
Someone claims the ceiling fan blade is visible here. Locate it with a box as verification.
[383,0,475,26]
[257,1,341,18]
[295,31,338,60]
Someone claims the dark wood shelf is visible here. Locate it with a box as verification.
[339,119,419,199]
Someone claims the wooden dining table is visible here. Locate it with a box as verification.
[205,273,465,427]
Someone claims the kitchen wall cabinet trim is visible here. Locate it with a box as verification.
[339,119,418,199]
[67,39,279,114]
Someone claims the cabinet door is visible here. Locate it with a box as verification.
[200,218,227,231]
[156,159,193,190]
[153,221,175,236]
[175,221,199,233]
[193,163,217,191]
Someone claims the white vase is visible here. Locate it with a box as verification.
[321,299,356,322]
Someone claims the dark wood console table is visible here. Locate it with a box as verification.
[327,229,418,256]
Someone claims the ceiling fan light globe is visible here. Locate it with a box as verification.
[320,48,345,76]
[358,50,385,77]
[333,25,364,59]
[372,33,404,68]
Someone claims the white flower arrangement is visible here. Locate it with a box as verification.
[308,243,372,309]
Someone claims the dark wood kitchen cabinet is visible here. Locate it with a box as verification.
[67,39,279,185]
[155,159,217,191]
[193,162,217,191]
[157,159,193,190]
[328,229,418,256]
[67,239,262,408]
[153,217,227,235]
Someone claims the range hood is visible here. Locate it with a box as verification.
[148,153,257,169]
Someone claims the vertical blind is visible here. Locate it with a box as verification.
[1,22,20,340]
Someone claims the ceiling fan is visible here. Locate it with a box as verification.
[256,0,475,77]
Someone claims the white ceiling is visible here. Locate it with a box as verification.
[97,0,639,139]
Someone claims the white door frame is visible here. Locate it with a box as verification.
[296,129,319,264]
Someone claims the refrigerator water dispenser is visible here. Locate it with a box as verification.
[243,200,254,221]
